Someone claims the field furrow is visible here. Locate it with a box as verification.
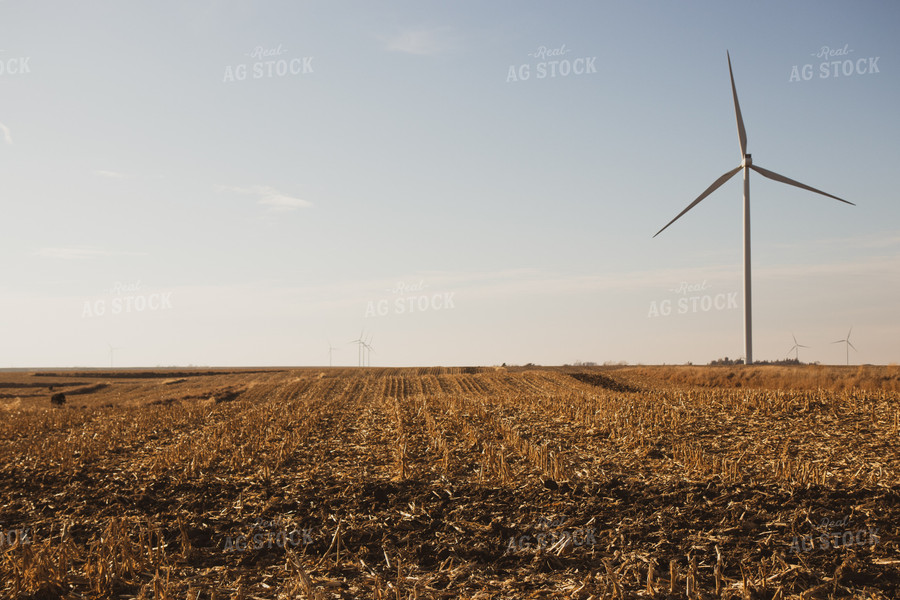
[0,365,898,599]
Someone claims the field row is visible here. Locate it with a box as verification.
[0,367,897,598]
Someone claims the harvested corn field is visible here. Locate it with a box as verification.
[0,366,898,599]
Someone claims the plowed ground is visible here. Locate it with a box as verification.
[0,366,897,598]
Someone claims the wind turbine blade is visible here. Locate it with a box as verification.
[653,166,741,237]
[848,341,857,351]
[799,344,809,348]
[847,327,853,339]
[749,165,854,205]
[831,340,844,344]
[727,51,747,157]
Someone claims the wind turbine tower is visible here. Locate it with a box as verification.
[653,52,853,365]
[787,333,809,362]
[832,327,857,366]
[363,334,375,367]
[349,331,368,367]
[327,341,340,367]
[107,343,123,369]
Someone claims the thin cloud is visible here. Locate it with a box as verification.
[35,247,147,260]
[337,257,897,303]
[36,247,113,260]
[757,255,900,281]
[862,235,900,249]
[94,169,128,179]
[230,258,893,311]
[769,232,900,251]
[0,121,11,145]
[219,184,313,211]
[382,27,455,56]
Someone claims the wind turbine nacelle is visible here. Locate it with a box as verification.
[742,153,752,167]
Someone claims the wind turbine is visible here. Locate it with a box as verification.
[653,51,853,365]
[349,330,367,367]
[787,333,809,362]
[832,327,857,366]
[327,340,340,367]
[107,343,123,368]
[363,334,375,367]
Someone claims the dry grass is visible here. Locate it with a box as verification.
[618,363,900,392]
[0,366,897,598]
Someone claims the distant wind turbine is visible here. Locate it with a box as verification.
[787,333,809,362]
[107,343,123,368]
[349,330,368,367]
[363,334,375,367]
[832,327,857,366]
[653,51,854,365]
[327,340,340,367]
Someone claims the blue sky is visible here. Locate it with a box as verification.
[1,0,898,367]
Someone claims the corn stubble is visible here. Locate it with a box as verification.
[0,365,897,598]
